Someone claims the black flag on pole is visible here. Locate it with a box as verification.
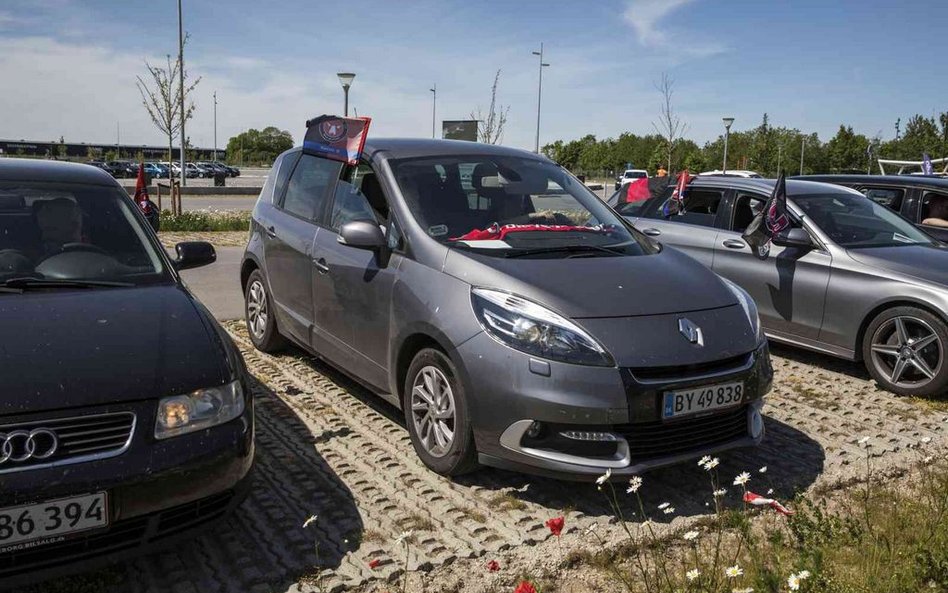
[742,172,791,256]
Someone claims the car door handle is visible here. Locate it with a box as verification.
[314,258,329,274]
[265,225,277,239]
[723,239,746,249]
[641,227,662,236]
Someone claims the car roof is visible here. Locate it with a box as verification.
[687,175,858,196]
[362,138,551,161]
[0,157,118,186]
[797,174,948,189]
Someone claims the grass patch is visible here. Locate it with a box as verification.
[488,492,527,512]
[396,513,435,532]
[160,209,251,231]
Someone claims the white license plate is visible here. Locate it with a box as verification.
[663,381,744,419]
[0,492,108,552]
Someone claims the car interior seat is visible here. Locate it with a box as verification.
[359,173,389,221]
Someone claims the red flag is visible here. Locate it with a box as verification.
[625,177,650,203]
[134,162,149,202]
[662,170,691,216]
[303,115,371,165]
[743,491,794,516]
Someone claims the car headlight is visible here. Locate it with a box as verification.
[721,278,763,343]
[471,288,614,367]
[155,379,245,439]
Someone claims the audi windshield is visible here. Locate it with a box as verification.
[0,181,169,286]
[390,155,657,258]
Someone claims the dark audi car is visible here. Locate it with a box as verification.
[0,159,253,587]
[242,137,772,481]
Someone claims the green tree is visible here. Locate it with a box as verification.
[825,125,869,172]
[225,127,294,166]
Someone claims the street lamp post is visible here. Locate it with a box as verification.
[799,135,806,175]
[337,72,355,117]
[177,0,186,187]
[430,84,437,139]
[722,117,734,173]
[532,43,550,153]
[213,91,217,162]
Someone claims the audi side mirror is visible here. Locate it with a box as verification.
[338,220,386,250]
[772,227,812,249]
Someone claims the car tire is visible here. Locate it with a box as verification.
[862,306,948,396]
[244,269,285,353]
[404,348,478,477]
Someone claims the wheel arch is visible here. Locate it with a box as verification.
[392,327,460,409]
[240,255,261,293]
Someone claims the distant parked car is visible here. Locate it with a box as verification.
[142,162,163,178]
[0,158,251,588]
[621,176,948,396]
[698,170,762,178]
[799,174,948,243]
[86,161,109,173]
[614,168,649,190]
[104,160,136,178]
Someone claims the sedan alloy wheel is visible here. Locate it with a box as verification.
[870,315,943,389]
[409,366,456,458]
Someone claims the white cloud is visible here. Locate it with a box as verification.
[622,0,726,58]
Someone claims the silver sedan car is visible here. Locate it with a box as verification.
[619,177,948,397]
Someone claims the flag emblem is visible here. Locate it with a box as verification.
[319,119,348,143]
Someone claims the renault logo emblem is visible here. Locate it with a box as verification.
[678,318,704,346]
[0,429,59,464]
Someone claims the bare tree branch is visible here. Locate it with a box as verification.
[470,69,510,144]
[651,73,688,172]
[136,37,201,175]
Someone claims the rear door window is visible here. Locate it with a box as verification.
[279,154,342,223]
[645,188,724,228]
[731,192,768,233]
[860,186,904,212]
[921,191,948,226]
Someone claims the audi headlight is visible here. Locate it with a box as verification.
[155,380,245,439]
[471,288,614,367]
[722,278,763,343]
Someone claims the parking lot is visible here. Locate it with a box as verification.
[35,312,945,593]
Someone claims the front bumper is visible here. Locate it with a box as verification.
[0,395,253,587]
[455,333,772,481]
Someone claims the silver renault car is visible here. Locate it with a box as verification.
[241,138,772,479]
[619,176,948,397]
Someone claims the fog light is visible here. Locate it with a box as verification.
[560,431,618,442]
[749,408,764,438]
[526,421,543,438]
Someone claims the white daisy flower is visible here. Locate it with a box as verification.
[732,588,754,593]
[686,569,700,581]
[714,488,727,497]
[682,530,699,541]
[698,455,712,467]
[758,466,768,473]
[767,488,774,495]
[302,514,318,529]
[733,471,751,486]
[596,468,612,486]
[705,457,720,470]
[657,502,671,510]
[627,475,643,493]
[394,530,414,546]
[725,565,743,578]
[798,570,811,580]
[787,574,801,591]
[858,436,871,446]
[663,506,676,515]
[921,437,932,444]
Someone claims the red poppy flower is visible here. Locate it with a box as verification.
[514,581,538,593]
[368,558,381,569]
[545,516,564,537]
[486,559,500,572]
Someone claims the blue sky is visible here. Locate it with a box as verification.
[0,0,945,151]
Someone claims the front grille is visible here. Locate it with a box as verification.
[0,412,135,473]
[628,353,752,383]
[614,405,748,461]
[0,490,236,579]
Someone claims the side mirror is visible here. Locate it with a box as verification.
[174,241,216,271]
[772,227,812,249]
[338,220,386,250]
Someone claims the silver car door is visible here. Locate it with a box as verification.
[633,187,726,268]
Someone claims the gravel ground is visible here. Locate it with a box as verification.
[33,324,947,593]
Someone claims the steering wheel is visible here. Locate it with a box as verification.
[60,242,110,256]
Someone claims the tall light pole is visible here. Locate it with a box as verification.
[177,0,186,186]
[799,135,806,175]
[722,117,734,173]
[337,72,355,117]
[212,91,218,162]
[532,43,550,153]
[430,84,437,139]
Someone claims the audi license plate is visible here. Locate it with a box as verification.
[663,382,743,419]
[0,492,108,552]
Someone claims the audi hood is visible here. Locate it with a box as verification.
[0,285,231,414]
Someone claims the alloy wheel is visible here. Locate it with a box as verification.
[410,366,456,458]
[869,316,943,389]
[246,280,269,341]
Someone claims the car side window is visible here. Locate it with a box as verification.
[330,181,379,230]
[645,188,724,228]
[279,154,341,223]
[731,192,767,233]
[921,191,948,227]
[860,187,904,212]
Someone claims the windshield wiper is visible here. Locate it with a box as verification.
[1,278,134,290]
[504,244,624,258]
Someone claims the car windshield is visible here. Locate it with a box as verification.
[390,155,657,258]
[0,181,168,285]
[625,171,645,178]
[793,192,935,248]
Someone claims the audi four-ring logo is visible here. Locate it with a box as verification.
[0,429,59,464]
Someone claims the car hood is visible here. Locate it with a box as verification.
[847,244,948,287]
[0,285,231,414]
[443,245,737,318]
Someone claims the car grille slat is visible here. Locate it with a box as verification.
[615,405,748,461]
[0,412,135,473]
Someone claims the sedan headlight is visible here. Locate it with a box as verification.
[721,278,763,343]
[471,288,614,366]
[155,380,245,439]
